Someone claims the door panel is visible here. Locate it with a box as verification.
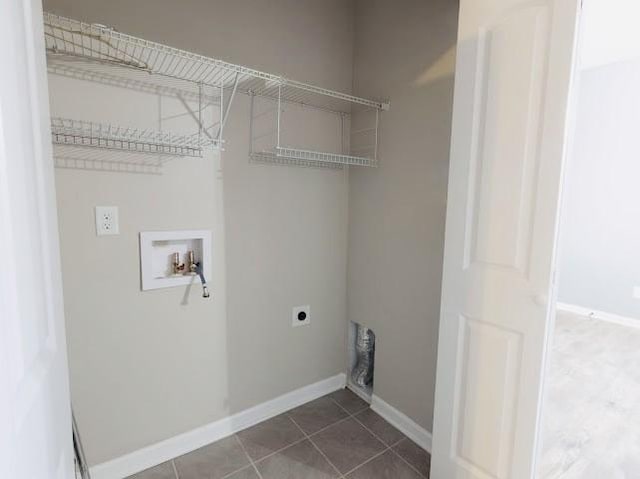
[453,316,522,479]
[431,1,581,478]
[467,6,549,273]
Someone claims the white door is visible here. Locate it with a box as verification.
[431,1,581,478]
[0,1,74,478]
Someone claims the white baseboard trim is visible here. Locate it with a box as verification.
[90,373,347,479]
[557,303,640,330]
[346,380,372,404]
[370,394,432,453]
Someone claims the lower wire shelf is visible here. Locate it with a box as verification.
[250,147,377,170]
[50,117,220,160]
[250,150,342,170]
[276,147,377,168]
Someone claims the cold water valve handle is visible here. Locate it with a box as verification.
[195,262,210,298]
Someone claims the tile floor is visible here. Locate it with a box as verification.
[128,388,430,479]
[538,311,640,478]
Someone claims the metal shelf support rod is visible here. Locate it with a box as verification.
[218,73,239,141]
[276,84,282,149]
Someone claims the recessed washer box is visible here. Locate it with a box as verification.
[139,230,211,291]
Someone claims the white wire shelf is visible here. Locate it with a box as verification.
[53,154,165,175]
[51,117,219,158]
[45,12,387,170]
[43,12,389,115]
[250,149,378,169]
[250,151,344,170]
[275,147,377,167]
[247,95,379,170]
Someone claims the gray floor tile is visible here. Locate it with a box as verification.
[127,461,176,479]
[287,396,349,435]
[237,414,305,461]
[224,466,260,479]
[328,389,369,415]
[346,450,423,479]
[256,439,339,479]
[355,409,406,446]
[174,436,250,479]
[393,439,430,477]
[312,417,386,474]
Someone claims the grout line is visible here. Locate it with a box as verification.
[300,414,353,439]
[171,459,180,479]
[234,410,352,471]
[219,464,257,479]
[341,446,391,477]
[351,411,427,479]
[308,438,345,479]
[329,397,389,445]
[250,434,309,465]
[388,445,428,479]
[327,396,368,418]
[327,396,393,478]
[328,395,429,478]
[288,414,345,478]
[348,405,371,416]
[233,435,264,479]
[148,391,428,479]
[304,394,409,478]
[388,437,407,448]
[350,410,397,447]
[352,420,428,478]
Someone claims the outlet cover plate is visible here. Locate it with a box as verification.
[292,305,311,327]
[95,206,119,236]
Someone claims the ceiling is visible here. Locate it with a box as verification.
[580,0,640,70]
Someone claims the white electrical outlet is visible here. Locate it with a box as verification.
[292,305,311,327]
[633,286,640,299]
[95,206,119,236]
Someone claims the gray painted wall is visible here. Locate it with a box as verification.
[348,0,458,431]
[46,0,459,464]
[557,58,640,319]
[46,0,353,465]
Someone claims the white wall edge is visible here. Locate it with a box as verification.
[90,373,347,479]
[557,303,640,330]
[370,394,432,453]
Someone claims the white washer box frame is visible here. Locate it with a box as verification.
[139,230,212,291]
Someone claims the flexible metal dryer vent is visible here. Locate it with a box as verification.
[352,325,375,387]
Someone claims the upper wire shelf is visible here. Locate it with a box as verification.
[43,13,389,115]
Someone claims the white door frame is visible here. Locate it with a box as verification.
[531,4,586,469]
[0,0,74,478]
